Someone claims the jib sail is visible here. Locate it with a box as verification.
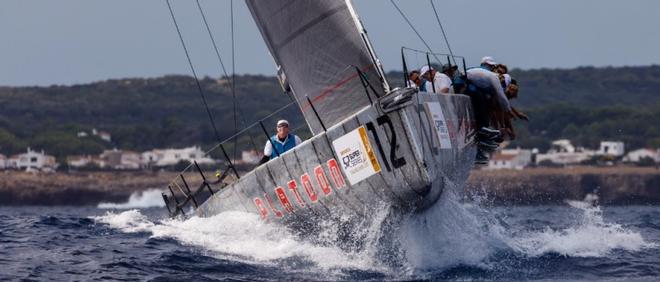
[245,0,388,134]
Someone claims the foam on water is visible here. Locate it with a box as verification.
[94,207,390,275]
[93,189,657,275]
[97,188,165,209]
[506,198,657,258]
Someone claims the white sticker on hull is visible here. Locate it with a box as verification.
[424,102,453,149]
[332,126,381,185]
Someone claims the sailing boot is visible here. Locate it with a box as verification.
[478,127,499,137]
[478,127,503,143]
[478,140,500,152]
[475,148,490,165]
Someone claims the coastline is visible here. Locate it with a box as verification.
[465,166,660,205]
[0,166,658,206]
[0,171,177,206]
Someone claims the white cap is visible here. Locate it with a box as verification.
[480,56,497,66]
[419,65,434,75]
[276,119,289,127]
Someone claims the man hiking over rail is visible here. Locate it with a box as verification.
[260,119,302,165]
[465,56,514,164]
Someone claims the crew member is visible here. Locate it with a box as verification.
[420,65,453,94]
[408,70,423,89]
[260,119,302,164]
[491,75,528,140]
[441,63,459,93]
[466,56,513,128]
[465,56,513,164]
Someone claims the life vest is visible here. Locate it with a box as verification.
[419,78,428,92]
[269,134,296,160]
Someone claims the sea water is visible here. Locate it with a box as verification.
[1,189,659,281]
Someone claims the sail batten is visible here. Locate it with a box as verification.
[245,0,386,134]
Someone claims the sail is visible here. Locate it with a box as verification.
[245,0,387,134]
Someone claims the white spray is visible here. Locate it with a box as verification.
[98,188,165,209]
[94,189,657,275]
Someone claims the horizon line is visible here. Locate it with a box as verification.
[2,64,659,88]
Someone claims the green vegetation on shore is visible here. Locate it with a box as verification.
[1,66,659,159]
[0,75,290,159]
[509,66,660,150]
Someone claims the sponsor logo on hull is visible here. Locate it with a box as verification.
[300,173,318,203]
[287,180,306,208]
[332,126,382,185]
[424,102,453,149]
[252,158,346,220]
[250,120,409,220]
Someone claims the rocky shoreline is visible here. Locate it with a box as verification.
[0,171,177,206]
[465,166,660,205]
[0,166,658,206]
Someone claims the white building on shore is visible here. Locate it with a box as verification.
[487,148,533,170]
[100,149,141,170]
[0,154,6,170]
[623,148,659,163]
[598,141,625,157]
[141,146,215,167]
[535,139,594,165]
[7,148,58,172]
[535,140,626,165]
[66,155,97,168]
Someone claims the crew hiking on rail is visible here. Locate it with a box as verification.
[260,119,302,165]
[409,56,527,164]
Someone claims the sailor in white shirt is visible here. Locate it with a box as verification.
[419,65,452,94]
[440,63,459,93]
[260,119,302,164]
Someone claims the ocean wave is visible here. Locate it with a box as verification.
[506,198,657,258]
[97,189,165,209]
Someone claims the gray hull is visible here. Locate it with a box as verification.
[194,92,476,223]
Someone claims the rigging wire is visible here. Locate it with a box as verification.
[195,0,258,158]
[402,46,464,59]
[389,0,443,66]
[165,0,222,142]
[429,0,456,66]
[195,0,230,84]
[230,0,238,160]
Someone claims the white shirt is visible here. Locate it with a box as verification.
[423,73,453,94]
[263,134,302,157]
[503,73,512,88]
[466,68,511,112]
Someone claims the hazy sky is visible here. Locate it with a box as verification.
[1,0,659,86]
